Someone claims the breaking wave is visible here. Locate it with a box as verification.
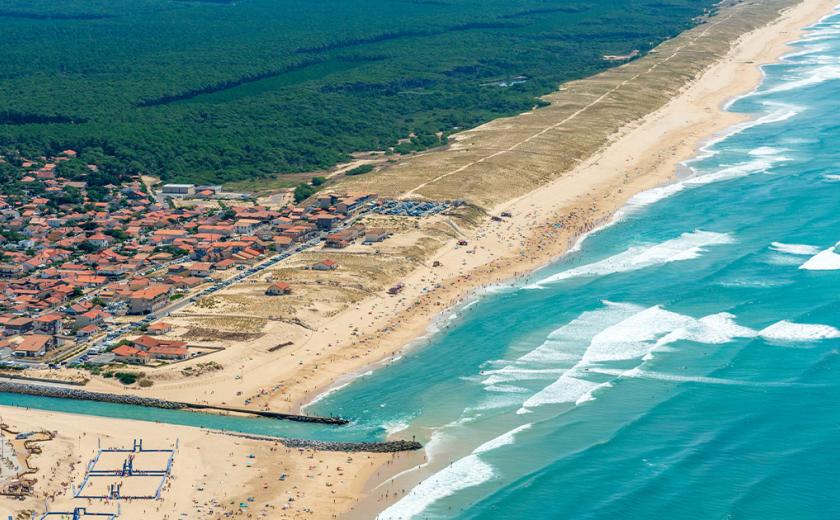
[527,231,734,287]
[799,242,840,270]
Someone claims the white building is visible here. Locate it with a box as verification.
[162,184,196,197]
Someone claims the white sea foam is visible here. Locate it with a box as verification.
[513,302,840,414]
[481,367,567,386]
[527,231,734,287]
[473,423,533,454]
[300,370,372,411]
[749,146,784,156]
[770,242,822,255]
[583,306,697,362]
[799,25,840,43]
[588,367,798,387]
[377,454,495,520]
[479,303,645,411]
[378,423,534,517]
[483,384,531,394]
[655,312,758,348]
[516,305,701,412]
[759,320,840,341]
[518,375,601,411]
[383,418,412,436]
[575,381,613,405]
[513,302,643,365]
[766,254,809,266]
[466,393,526,413]
[758,64,840,95]
[567,216,622,253]
[799,242,840,270]
[629,155,786,208]
[823,174,840,182]
[794,54,840,66]
[780,43,831,61]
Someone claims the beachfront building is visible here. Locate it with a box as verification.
[146,322,173,335]
[363,229,391,244]
[75,309,109,329]
[266,282,292,296]
[133,335,189,360]
[112,344,150,364]
[309,259,338,271]
[325,225,366,249]
[11,334,53,357]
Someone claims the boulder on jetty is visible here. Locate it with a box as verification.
[0,381,347,424]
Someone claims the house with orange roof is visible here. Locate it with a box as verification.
[146,322,172,335]
[3,317,33,336]
[76,309,109,328]
[76,323,99,340]
[88,233,114,248]
[266,281,291,296]
[112,344,149,364]
[272,236,293,251]
[152,229,188,243]
[148,345,189,360]
[310,259,339,271]
[132,335,189,360]
[12,334,53,357]
[234,219,262,235]
[128,284,172,315]
[187,262,213,277]
[33,313,64,335]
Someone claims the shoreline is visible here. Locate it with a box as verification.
[0,405,407,519]
[318,0,839,516]
[2,0,836,517]
[299,0,837,412]
[65,0,827,421]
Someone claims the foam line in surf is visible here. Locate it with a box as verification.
[770,242,822,255]
[630,152,788,208]
[756,63,840,95]
[527,231,734,287]
[514,305,840,413]
[799,242,840,270]
[759,320,840,341]
[376,454,495,520]
[587,367,811,387]
[473,423,533,454]
[654,312,758,348]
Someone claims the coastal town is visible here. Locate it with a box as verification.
[0,149,454,373]
[2,0,835,517]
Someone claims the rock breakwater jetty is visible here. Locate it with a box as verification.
[0,381,348,425]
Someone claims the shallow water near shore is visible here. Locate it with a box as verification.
[0,391,385,442]
[314,7,840,519]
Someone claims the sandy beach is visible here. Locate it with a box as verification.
[0,405,416,519]
[2,0,837,517]
[276,0,838,412]
[44,0,829,424]
[323,0,839,515]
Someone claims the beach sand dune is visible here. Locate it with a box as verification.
[3,0,837,517]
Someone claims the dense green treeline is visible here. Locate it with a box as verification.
[0,0,718,184]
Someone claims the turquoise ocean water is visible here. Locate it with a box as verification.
[311,6,840,519]
[2,6,840,520]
